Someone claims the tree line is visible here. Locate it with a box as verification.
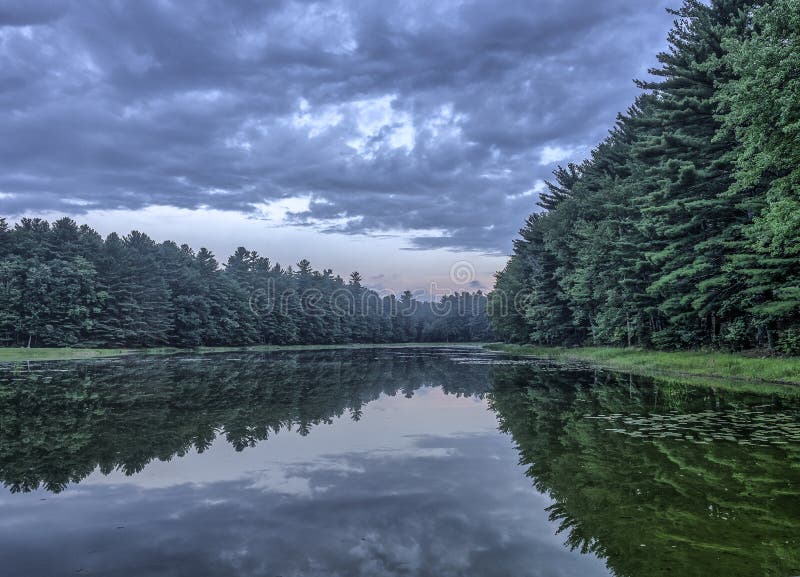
[0,216,492,348]
[490,0,800,353]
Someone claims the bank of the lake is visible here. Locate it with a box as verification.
[0,342,485,363]
[0,347,136,362]
[486,344,800,390]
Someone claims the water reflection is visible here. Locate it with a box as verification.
[0,348,798,577]
[0,348,610,577]
[490,364,800,577]
[0,349,493,493]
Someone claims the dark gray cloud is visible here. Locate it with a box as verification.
[0,0,674,253]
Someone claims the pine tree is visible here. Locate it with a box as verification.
[636,0,759,348]
[160,242,208,347]
[0,256,23,345]
[0,217,8,257]
[717,0,800,352]
[489,0,786,352]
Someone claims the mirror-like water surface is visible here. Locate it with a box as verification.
[0,348,798,576]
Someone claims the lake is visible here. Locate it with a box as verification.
[0,347,798,577]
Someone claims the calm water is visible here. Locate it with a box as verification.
[0,348,798,577]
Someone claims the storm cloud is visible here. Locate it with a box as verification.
[0,0,674,253]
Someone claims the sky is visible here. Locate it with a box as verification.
[0,0,675,293]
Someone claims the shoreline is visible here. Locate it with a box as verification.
[0,342,485,363]
[485,343,800,394]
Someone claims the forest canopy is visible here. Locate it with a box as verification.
[0,216,491,348]
[490,0,800,353]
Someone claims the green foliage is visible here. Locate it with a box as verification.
[0,218,493,348]
[490,0,799,352]
[777,328,800,356]
[720,317,749,351]
[717,0,800,337]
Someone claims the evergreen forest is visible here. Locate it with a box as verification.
[0,216,491,348]
[490,0,800,353]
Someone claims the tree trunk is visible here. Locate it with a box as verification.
[626,311,632,348]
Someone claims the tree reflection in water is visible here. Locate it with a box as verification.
[0,349,798,576]
[490,363,800,577]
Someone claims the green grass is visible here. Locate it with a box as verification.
[0,348,135,362]
[0,342,483,363]
[485,344,800,393]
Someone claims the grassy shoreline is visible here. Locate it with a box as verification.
[0,348,135,362]
[0,342,484,363]
[485,343,800,389]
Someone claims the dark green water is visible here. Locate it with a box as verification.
[0,348,797,576]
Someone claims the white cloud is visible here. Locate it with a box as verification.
[292,98,345,137]
[538,145,582,166]
[423,103,464,141]
[252,196,313,223]
[346,95,416,157]
[507,180,547,200]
